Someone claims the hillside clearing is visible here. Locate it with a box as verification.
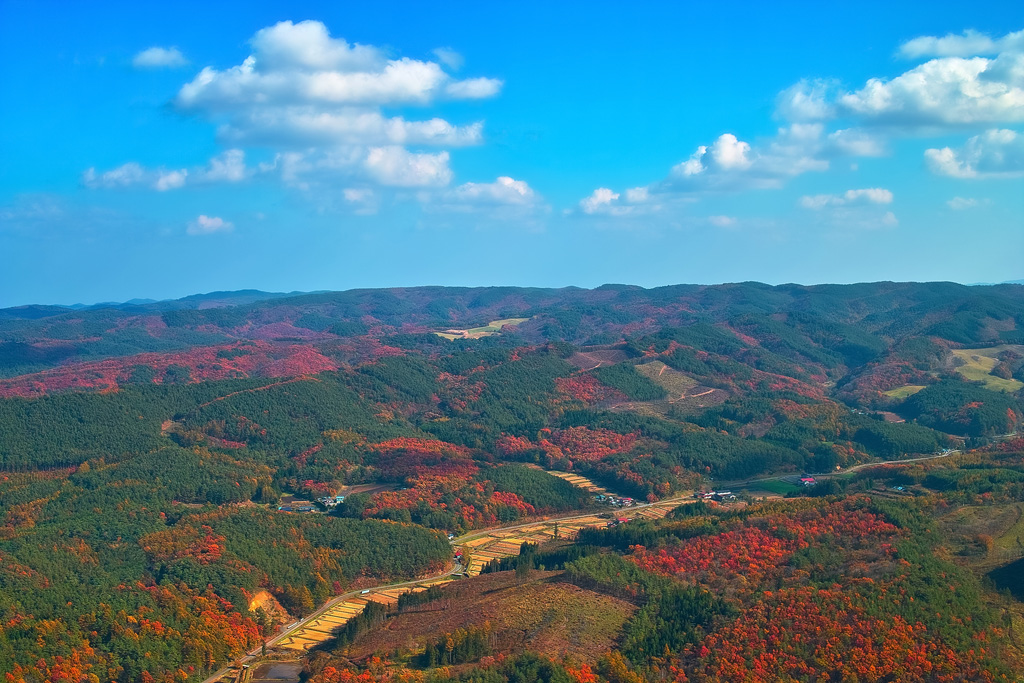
[340,570,635,665]
[883,384,927,399]
[951,346,1024,393]
[434,317,530,340]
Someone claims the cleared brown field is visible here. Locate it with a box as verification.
[341,570,635,665]
[567,348,631,369]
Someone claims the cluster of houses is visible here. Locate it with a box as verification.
[277,501,315,513]
[606,516,631,528]
[698,490,736,502]
[594,494,636,507]
[277,494,345,513]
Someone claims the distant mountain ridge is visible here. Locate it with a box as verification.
[1,281,1022,392]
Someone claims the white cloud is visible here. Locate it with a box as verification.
[82,163,146,188]
[772,29,1024,131]
[580,188,621,214]
[925,128,1024,178]
[839,54,1024,127]
[364,147,452,187]
[708,215,737,228]
[154,169,188,191]
[187,215,233,235]
[432,47,464,71]
[947,196,980,209]
[581,28,1021,223]
[83,150,259,191]
[201,149,249,182]
[132,46,188,69]
[776,79,837,122]
[448,176,537,205]
[444,77,503,99]
[423,177,547,224]
[660,130,828,193]
[624,187,650,203]
[710,133,752,170]
[899,29,1024,59]
[174,20,501,149]
[800,188,894,209]
[825,128,887,157]
[100,20,507,199]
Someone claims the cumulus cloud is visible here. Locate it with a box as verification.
[773,28,1024,132]
[839,54,1024,127]
[82,163,147,189]
[661,130,829,192]
[947,196,980,209]
[186,215,233,235]
[800,188,894,209]
[825,128,887,157]
[82,162,190,191]
[83,150,258,191]
[132,46,188,69]
[580,188,621,214]
[364,147,452,187]
[775,79,837,122]
[447,176,537,205]
[925,128,1024,178]
[899,29,1024,59]
[174,20,501,149]
[154,169,188,191]
[201,149,249,182]
[579,28,1021,223]
[90,20,504,206]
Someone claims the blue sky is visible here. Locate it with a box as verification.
[1,1,1022,307]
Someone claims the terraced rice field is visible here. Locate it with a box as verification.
[460,516,608,576]
[542,470,613,496]
[458,499,687,576]
[276,579,455,651]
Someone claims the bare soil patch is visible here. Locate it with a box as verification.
[568,349,630,370]
[342,570,634,665]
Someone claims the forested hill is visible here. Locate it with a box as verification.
[3,281,1023,377]
[1,280,1023,681]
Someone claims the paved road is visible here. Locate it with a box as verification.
[719,450,959,489]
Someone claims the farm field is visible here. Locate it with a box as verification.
[952,346,1024,392]
[277,578,457,652]
[883,384,927,399]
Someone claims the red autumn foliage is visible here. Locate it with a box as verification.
[678,586,993,683]
[631,502,899,589]
[555,374,627,404]
[138,525,226,564]
[546,427,638,463]
[0,341,338,398]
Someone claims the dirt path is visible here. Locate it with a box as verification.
[197,376,316,409]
